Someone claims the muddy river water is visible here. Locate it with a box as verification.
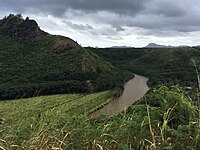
[89,74,149,118]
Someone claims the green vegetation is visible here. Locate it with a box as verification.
[0,15,125,100]
[0,91,111,145]
[91,47,200,87]
[1,14,199,150]
[0,86,199,149]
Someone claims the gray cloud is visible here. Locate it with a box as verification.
[1,0,200,46]
[1,0,150,16]
[64,20,93,31]
[112,25,125,32]
[146,0,187,17]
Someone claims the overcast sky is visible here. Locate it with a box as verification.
[1,0,200,47]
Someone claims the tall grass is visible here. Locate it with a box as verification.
[191,58,200,149]
[0,82,199,149]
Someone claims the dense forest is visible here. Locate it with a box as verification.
[91,47,200,87]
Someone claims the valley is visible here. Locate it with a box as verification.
[0,14,200,149]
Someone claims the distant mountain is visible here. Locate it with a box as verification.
[0,14,124,99]
[178,45,191,48]
[145,43,174,48]
[109,46,133,48]
[145,43,191,48]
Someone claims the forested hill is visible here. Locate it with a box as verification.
[0,14,125,100]
[91,47,200,87]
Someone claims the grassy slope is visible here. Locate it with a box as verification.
[0,86,199,149]
[0,91,111,143]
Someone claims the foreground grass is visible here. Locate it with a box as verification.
[0,91,111,146]
[0,86,199,150]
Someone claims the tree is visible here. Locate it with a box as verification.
[16,13,23,19]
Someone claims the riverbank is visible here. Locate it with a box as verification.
[89,74,149,118]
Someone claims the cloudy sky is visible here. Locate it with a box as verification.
[1,0,200,47]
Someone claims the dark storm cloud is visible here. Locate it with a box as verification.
[1,0,150,16]
[146,0,187,17]
[1,0,200,36]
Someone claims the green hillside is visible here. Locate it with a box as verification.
[0,86,199,149]
[0,14,199,150]
[0,14,125,100]
[0,91,111,145]
[91,47,200,86]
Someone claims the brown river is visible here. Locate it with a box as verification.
[89,74,149,118]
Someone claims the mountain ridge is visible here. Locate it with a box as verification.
[145,43,174,48]
[145,42,191,48]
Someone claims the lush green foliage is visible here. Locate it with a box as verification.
[91,47,200,87]
[0,86,199,149]
[0,14,199,150]
[0,91,111,145]
[0,15,125,99]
